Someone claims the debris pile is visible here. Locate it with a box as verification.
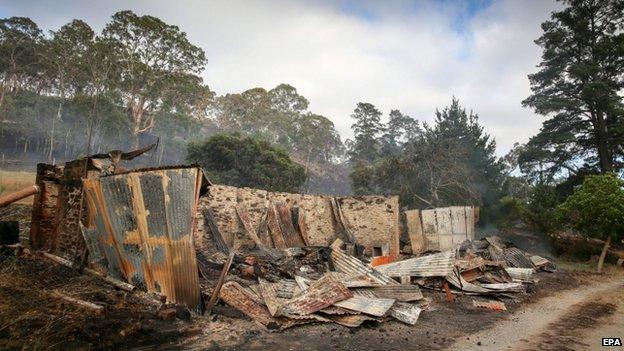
[206,236,555,330]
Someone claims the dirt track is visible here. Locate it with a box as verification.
[445,275,624,351]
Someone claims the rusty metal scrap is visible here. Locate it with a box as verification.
[473,299,507,311]
[266,203,287,249]
[375,251,456,278]
[82,166,204,311]
[333,296,395,317]
[275,202,305,248]
[220,281,298,330]
[278,274,353,316]
[276,279,298,299]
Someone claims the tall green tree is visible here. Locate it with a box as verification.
[187,132,307,192]
[380,109,420,157]
[102,10,207,146]
[522,0,624,177]
[42,20,94,161]
[349,102,384,164]
[0,17,43,109]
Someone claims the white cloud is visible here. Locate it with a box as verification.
[3,0,561,154]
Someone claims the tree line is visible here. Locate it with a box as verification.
[1,0,624,246]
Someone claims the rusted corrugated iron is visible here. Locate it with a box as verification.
[278,274,352,316]
[276,279,298,299]
[330,247,398,286]
[220,281,300,330]
[275,202,305,247]
[333,296,395,317]
[504,247,535,269]
[375,251,456,278]
[82,166,205,311]
[266,202,287,249]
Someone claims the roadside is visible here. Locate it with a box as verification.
[445,272,624,351]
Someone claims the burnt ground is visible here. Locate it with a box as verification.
[0,253,202,350]
[1,203,621,350]
[184,270,594,351]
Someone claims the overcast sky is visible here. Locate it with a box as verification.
[2,0,561,154]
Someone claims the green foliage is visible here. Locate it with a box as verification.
[350,98,504,221]
[103,10,208,144]
[522,0,624,177]
[187,133,307,193]
[349,102,384,164]
[557,173,624,241]
[524,184,562,233]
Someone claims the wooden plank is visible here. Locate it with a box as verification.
[405,209,424,254]
[51,290,104,315]
[206,250,235,315]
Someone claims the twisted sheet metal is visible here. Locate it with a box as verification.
[82,167,204,311]
[278,274,352,316]
[375,251,456,277]
[330,248,398,285]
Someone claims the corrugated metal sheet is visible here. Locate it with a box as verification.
[333,296,395,317]
[375,251,456,277]
[220,281,303,330]
[389,302,422,325]
[505,267,534,282]
[278,275,352,316]
[82,167,203,311]
[504,247,535,269]
[330,248,398,285]
[446,271,491,293]
[276,279,298,298]
[359,285,423,302]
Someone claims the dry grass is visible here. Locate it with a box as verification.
[0,170,36,204]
